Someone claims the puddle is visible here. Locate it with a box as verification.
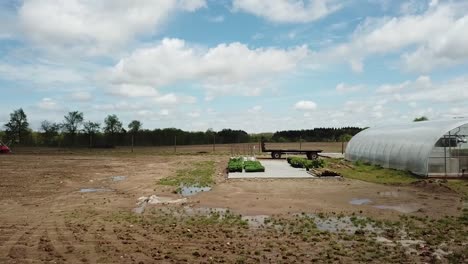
[241,215,269,228]
[373,204,421,213]
[349,198,372,205]
[79,188,112,193]
[184,207,228,215]
[111,176,126,182]
[183,207,268,228]
[133,195,188,214]
[313,215,382,234]
[133,203,147,214]
[378,191,400,197]
[179,186,212,197]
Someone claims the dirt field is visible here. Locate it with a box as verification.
[0,152,466,263]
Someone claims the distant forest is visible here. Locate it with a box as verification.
[1,108,363,147]
[272,127,363,142]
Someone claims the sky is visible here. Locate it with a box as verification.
[1,0,468,133]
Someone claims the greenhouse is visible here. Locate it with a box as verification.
[345,118,468,177]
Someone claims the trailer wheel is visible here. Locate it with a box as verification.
[307,152,318,160]
[271,152,282,159]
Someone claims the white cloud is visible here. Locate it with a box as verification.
[18,0,206,55]
[38,98,60,110]
[376,75,432,94]
[336,83,364,93]
[70,91,92,102]
[93,101,144,112]
[294,100,317,110]
[399,0,427,15]
[208,15,225,23]
[107,38,309,99]
[177,0,206,11]
[375,75,468,103]
[159,109,170,116]
[248,105,263,113]
[0,63,84,84]
[109,84,159,98]
[320,2,468,72]
[376,81,410,94]
[188,112,200,118]
[232,0,341,23]
[403,15,468,72]
[153,93,197,105]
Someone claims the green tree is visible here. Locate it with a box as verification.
[62,111,84,145]
[83,121,101,147]
[40,120,60,146]
[104,115,123,134]
[4,108,29,144]
[128,120,142,151]
[104,114,123,145]
[128,120,142,134]
[413,116,429,122]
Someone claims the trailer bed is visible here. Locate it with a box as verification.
[261,140,322,160]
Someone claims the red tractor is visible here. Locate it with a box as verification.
[0,140,11,154]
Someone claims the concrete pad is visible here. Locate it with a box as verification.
[228,159,316,179]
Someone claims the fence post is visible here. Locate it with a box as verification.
[174,135,177,153]
[213,134,215,152]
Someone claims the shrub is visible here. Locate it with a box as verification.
[288,157,324,169]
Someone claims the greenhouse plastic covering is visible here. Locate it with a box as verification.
[345,118,468,176]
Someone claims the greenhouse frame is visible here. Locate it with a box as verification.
[345,119,468,178]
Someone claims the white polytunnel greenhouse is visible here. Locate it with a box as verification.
[345,118,468,178]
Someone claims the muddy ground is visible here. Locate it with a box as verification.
[0,153,466,263]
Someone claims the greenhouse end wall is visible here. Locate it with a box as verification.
[345,119,468,177]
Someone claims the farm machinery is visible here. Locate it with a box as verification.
[261,138,322,160]
[0,140,11,154]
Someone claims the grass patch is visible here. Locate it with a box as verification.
[446,180,468,199]
[326,159,419,185]
[158,161,216,187]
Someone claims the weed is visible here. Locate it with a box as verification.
[158,161,215,187]
[327,159,419,184]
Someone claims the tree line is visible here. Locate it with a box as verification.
[1,108,363,147]
[271,127,363,142]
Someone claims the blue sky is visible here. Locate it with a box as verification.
[1,0,468,133]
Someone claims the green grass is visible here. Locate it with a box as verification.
[158,161,216,187]
[326,159,419,185]
[446,180,468,199]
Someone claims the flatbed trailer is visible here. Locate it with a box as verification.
[261,139,322,160]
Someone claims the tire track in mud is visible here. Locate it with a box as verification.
[46,220,86,263]
[37,229,66,263]
[62,219,101,263]
[95,225,151,263]
[0,223,43,263]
